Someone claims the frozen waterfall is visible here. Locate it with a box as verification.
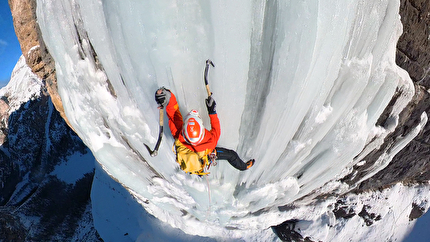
[35,0,425,239]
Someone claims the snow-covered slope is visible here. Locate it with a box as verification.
[0,56,43,113]
[274,183,430,241]
[34,0,428,240]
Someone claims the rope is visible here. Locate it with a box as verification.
[204,166,212,219]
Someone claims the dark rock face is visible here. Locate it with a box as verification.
[0,82,100,240]
[385,0,430,184]
[4,2,102,237]
[272,220,314,242]
[0,208,26,241]
[410,202,426,220]
[343,0,430,192]
[397,0,430,85]
[333,199,357,220]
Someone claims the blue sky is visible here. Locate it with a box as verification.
[0,1,22,88]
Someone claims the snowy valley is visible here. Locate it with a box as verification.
[3,0,430,241]
[0,56,98,240]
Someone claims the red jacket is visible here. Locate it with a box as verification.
[165,92,220,152]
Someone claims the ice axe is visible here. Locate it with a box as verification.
[144,100,164,157]
[204,59,215,97]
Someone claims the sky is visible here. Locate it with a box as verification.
[0,1,22,88]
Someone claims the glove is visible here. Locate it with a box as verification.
[206,96,216,114]
[154,87,171,108]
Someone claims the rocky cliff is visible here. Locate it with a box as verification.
[342,0,430,191]
[0,57,100,240]
[8,0,68,127]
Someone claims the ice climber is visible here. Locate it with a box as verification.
[155,87,255,175]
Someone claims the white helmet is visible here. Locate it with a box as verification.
[183,109,205,145]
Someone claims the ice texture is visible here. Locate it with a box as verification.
[35,0,426,239]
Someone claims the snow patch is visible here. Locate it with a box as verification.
[315,105,333,124]
[50,152,95,185]
[288,183,430,242]
[0,56,43,114]
[27,45,40,56]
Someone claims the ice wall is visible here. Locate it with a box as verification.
[36,0,424,239]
